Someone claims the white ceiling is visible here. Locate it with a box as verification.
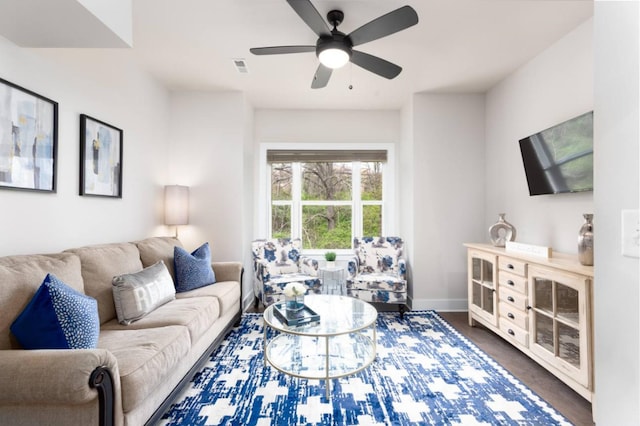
[2,0,595,110]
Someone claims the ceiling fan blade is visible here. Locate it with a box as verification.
[311,64,332,89]
[287,0,330,37]
[348,5,419,47]
[350,50,402,79]
[250,46,316,55]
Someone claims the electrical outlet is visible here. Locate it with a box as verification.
[622,210,640,258]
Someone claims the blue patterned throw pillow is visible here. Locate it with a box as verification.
[10,274,100,349]
[174,242,216,292]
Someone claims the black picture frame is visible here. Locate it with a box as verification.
[0,77,58,193]
[79,114,123,198]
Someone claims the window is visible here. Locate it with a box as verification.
[266,148,389,251]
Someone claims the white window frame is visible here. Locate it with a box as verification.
[258,143,396,255]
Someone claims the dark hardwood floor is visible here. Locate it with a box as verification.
[248,304,592,425]
[438,311,593,426]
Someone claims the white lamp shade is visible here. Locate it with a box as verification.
[164,185,189,225]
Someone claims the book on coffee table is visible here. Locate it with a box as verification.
[273,303,320,327]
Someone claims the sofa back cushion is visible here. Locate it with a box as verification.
[354,237,404,274]
[252,238,301,276]
[0,253,84,349]
[134,236,183,284]
[66,242,143,325]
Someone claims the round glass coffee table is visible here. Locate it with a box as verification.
[263,294,377,399]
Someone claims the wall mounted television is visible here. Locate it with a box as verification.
[519,111,593,196]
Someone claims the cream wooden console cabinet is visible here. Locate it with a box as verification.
[465,243,594,402]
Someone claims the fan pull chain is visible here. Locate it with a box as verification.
[349,63,353,90]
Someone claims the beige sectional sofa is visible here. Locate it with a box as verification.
[0,236,243,426]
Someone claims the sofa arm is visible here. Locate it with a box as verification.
[212,261,243,283]
[252,258,270,283]
[347,256,359,279]
[0,348,119,405]
[398,258,407,280]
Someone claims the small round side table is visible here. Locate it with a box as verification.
[319,266,345,295]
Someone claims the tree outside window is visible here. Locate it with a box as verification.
[270,159,383,250]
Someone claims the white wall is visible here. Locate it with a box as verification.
[484,20,594,254]
[593,2,640,423]
[242,101,255,308]
[408,94,486,311]
[253,109,400,145]
[400,100,415,297]
[167,92,249,263]
[0,37,170,256]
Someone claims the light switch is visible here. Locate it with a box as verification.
[622,209,640,258]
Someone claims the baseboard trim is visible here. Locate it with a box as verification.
[410,298,467,312]
[242,292,255,312]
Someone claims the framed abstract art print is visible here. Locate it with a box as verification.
[79,114,123,198]
[0,78,58,192]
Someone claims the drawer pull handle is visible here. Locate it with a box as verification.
[507,280,515,286]
[508,329,515,336]
[507,264,515,270]
[507,296,515,302]
[508,313,515,319]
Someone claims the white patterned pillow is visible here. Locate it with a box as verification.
[112,261,175,325]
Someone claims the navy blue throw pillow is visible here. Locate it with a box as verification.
[174,242,216,292]
[10,274,100,349]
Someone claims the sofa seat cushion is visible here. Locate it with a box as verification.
[0,253,84,350]
[65,243,143,325]
[101,297,220,345]
[98,326,190,413]
[175,280,239,317]
[346,273,407,291]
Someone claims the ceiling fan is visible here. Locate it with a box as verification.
[250,0,419,89]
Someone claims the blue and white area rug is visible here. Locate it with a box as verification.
[159,311,570,425]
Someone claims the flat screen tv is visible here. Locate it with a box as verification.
[519,111,593,196]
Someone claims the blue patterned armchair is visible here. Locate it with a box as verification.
[347,237,408,316]
[252,238,322,307]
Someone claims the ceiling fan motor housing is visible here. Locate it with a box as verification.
[316,9,352,65]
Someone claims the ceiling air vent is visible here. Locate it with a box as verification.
[233,58,249,74]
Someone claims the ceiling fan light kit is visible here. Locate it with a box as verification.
[318,47,350,69]
[317,38,351,69]
[250,0,418,89]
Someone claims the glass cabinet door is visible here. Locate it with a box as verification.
[468,251,497,326]
[529,266,589,387]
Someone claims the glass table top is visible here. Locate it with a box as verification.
[263,294,378,336]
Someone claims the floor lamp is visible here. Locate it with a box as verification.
[165,185,189,238]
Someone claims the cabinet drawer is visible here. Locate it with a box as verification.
[499,286,528,311]
[499,301,528,330]
[499,257,527,276]
[499,318,529,347]
[499,271,527,294]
